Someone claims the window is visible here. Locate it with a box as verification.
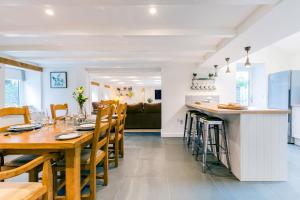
[236,68,250,106]
[5,79,20,106]
[236,63,267,107]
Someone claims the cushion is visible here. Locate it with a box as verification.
[56,149,105,166]
[92,102,100,111]
[127,103,143,113]
[144,103,161,113]
[0,182,46,200]
[4,155,38,167]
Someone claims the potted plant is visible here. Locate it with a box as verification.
[147,98,153,103]
[73,86,88,116]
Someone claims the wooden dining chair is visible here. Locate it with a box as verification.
[50,104,68,121]
[0,106,31,132]
[54,104,114,200]
[0,106,38,181]
[109,103,127,167]
[0,154,56,200]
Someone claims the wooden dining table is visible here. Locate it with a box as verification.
[0,122,96,200]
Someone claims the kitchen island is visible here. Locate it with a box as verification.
[187,103,289,181]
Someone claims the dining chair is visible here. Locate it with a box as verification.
[0,106,31,132]
[54,104,114,200]
[0,106,39,181]
[0,154,56,200]
[50,104,68,121]
[109,103,127,167]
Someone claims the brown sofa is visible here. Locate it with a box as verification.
[126,103,161,129]
[91,102,161,129]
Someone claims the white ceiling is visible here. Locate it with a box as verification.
[272,31,300,55]
[0,0,280,68]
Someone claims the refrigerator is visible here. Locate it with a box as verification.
[268,70,300,144]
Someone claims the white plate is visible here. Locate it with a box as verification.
[10,124,36,129]
[8,123,42,131]
[79,123,95,128]
[55,132,81,140]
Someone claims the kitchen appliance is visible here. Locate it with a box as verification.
[268,70,300,144]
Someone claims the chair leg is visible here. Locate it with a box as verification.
[89,167,97,200]
[103,154,109,186]
[114,139,119,167]
[183,112,189,140]
[29,169,39,182]
[202,122,209,173]
[119,133,125,158]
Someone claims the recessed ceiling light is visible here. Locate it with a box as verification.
[45,8,55,16]
[149,7,157,15]
[111,79,119,82]
[136,82,143,85]
[102,76,111,79]
[118,82,125,85]
[132,80,141,82]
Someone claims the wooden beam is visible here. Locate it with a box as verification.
[0,57,43,72]
[91,81,100,86]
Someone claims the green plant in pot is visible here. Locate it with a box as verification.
[73,86,88,117]
[147,98,153,103]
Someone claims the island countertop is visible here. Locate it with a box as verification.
[186,103,289,115]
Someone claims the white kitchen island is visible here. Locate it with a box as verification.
[187,103,289,181]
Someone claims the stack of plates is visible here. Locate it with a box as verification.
[76,123,95,131]
[8,123,42,132]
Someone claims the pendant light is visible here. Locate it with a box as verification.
[244,46,251,68]
[225,57,230,73]
[214,65,218,77]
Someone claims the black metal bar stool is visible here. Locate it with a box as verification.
[200,116,231,173]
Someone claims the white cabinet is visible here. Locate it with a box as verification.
[292,106,300,145]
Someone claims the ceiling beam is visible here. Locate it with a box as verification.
[0,0,280,6]
[0,57,42,72]
[0,44,216,52]
[0,28,236,38]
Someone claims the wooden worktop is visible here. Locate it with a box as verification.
[186,103,289,115]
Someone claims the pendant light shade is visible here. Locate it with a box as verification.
[244,46,251,68]
[225,57,230,73]
[214,65,218,77]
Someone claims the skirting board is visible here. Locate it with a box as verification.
[161,130,183,138]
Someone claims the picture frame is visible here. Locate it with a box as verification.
[50,72,68,88]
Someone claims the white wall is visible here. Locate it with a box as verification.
[43,67,90,114]
[97,85,161,104]
[0,64,4,107]
[161,64,197,137]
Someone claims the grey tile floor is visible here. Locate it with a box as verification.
[8,135,300,200]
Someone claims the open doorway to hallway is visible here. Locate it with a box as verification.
[88,68,162,135]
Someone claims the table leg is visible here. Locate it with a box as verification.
[65,147,81,200]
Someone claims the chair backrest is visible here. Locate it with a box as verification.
[89,105,114,168]
[115,103,127,135]
[50,104,68,121]
[100,100,119,111]
[0,106,30,132]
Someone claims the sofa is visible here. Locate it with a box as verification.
[125,103,161,129]
[91,102,161,129]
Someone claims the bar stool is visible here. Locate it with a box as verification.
[200,116,231,173]
[191,113,210,156]
[183,110,199,142]
[187,112,208,152]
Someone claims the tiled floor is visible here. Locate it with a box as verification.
[9,134,300,200]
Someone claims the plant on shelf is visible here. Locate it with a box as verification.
[147,98,153,103]
[73,86,88,116]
